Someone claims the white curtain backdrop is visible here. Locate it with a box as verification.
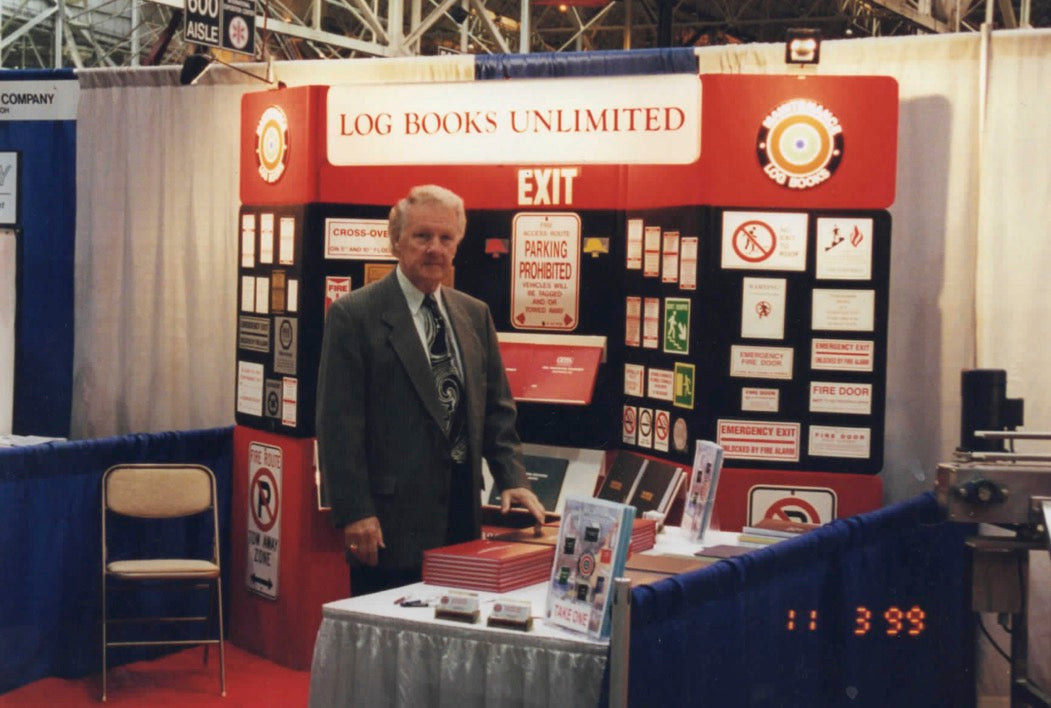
[71,37,1050,694]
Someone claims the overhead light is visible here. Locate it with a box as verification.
[179,52,285,87]
[785,28,821,65]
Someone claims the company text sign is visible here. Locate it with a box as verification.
[326,74,701,166]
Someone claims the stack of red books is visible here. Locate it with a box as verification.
[630,517,658,556]
[422,539,555,593]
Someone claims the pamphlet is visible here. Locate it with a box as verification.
[681,440,724,543]
[546,495,635,639]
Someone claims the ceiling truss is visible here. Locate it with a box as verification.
[0,0,1044,70]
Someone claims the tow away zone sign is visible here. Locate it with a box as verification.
[246,442,282,599]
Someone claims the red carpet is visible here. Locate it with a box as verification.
[0,644,310,706]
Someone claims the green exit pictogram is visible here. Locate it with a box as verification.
[664,298,691,354]
[674,362,695,409]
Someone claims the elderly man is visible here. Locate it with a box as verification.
[316,184,545,595]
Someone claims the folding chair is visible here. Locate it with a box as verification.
[100,463,226,701]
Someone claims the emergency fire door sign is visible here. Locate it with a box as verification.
[511,212,581,331]
[246,442,282,599]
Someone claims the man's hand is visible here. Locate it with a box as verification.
[500,487,546,528]
[342,516,385,567]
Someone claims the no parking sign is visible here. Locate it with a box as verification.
[247,442,282,599]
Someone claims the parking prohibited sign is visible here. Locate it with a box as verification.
[747,485,837,526]
[246,442,282,599]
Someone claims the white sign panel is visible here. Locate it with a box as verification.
[0,153,19,225]
[748,485,837,525]
[236,360,264,416]
[721,211,808,271]
[741,387,780,413]
[717,419,800,462]
[326,74,701,166]
[812,289,875,331]
[624,363,645,397]
[815,217,873,280]
[811,338,874,372]
[246,442,282,599]
[729,344,794,380]
[741,277,786,340]
[0,80,79,121]
[809,381,872,415]
[511,213,581,330]
[808,425,872,459]
[324,218,395,261]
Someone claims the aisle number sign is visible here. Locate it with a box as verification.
[511,213,580,330]
[247,442,282,599]
[184,0,256,56]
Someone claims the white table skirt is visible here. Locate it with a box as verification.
[308,582,609,708]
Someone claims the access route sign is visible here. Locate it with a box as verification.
[184,0,257,56]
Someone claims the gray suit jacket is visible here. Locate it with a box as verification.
[315,271,528,569]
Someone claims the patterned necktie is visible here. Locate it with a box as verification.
[421,294,467,463]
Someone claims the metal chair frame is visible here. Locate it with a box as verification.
[100,463,226,701]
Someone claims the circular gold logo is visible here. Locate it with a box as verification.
[757,99,843,190]
[255,106,289,184]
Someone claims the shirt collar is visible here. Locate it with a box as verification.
[395,265,442,315]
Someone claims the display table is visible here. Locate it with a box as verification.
[307,527,742,707]
[308,581,609,708]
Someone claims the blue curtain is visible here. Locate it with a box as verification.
[0,427,233,694]
[0,69,77,437]
[621,492,974,707]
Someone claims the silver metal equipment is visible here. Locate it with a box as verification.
[935,369,1051,708]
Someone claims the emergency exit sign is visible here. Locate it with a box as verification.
[184,0,257,56]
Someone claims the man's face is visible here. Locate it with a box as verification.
[392,201,462,294]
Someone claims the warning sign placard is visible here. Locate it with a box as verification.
[247,442,282,599]
[511,213,581,330]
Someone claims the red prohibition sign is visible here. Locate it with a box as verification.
[765,496,821,524]
[732,221,777,263]
[623,407,636,434]
[250,467,280,533]
[655,411,669,440]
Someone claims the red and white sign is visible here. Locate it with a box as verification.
[647,368,674,401]
[643,226,661,278]
[721,211,808,271]
[324,218,393,261]
[747,485,837,525]
[247,442,282,599]
[625,296,641,347]
[741,386,780,413]
[626,219,643,270]
[661,230,680,284]
[811,338,874,372]
[717,419,801,462]
[815,217,873,280]
[679,236,698,290]
[622,405,637,445]
[808,425,871,459]
[624,363,645,397]
[325,276,351,313]
[654,409,671,452]
[729,345,794,380]
[642,297,660,349]
[281,377,297,428]
[809,381,872,415]
[511,213,581,330]
[325,74,701,167]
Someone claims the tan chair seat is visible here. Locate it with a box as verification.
[107,559,220,578]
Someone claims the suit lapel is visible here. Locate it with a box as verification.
[377,275,447,430]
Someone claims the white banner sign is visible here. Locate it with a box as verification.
[326,74,701,166]
[0,80,79,121]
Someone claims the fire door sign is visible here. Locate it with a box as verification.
[511,212,581,330]
[246,442,282,599]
